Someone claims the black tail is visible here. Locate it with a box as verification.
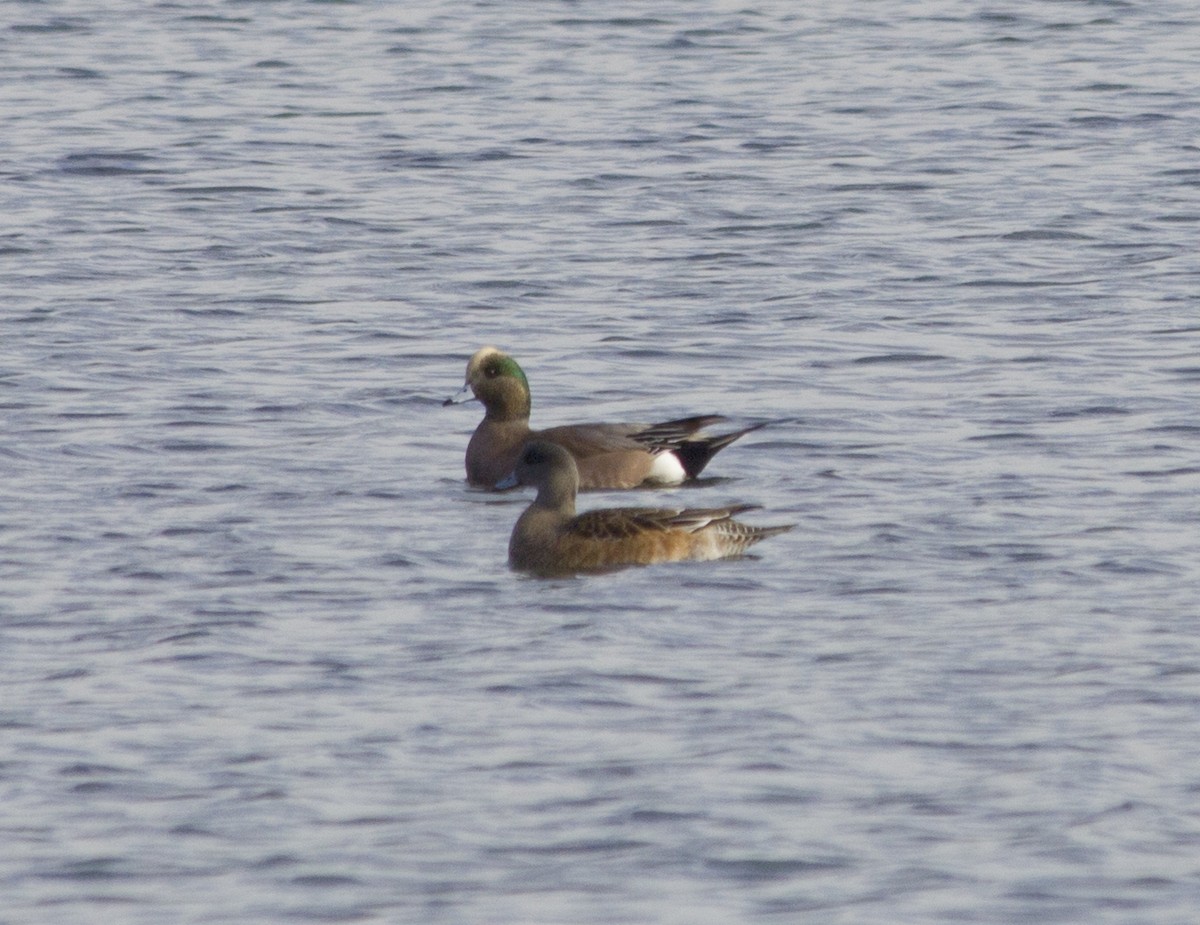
[664,422,769,480]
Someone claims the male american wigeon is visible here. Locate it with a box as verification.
[445,346,764,490]
[501,441,793,576]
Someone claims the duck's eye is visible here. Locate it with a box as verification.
[484,362,500,377]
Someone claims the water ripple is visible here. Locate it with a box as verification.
[4,2,1199,923]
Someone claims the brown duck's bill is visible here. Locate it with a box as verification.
[443,382,476,406]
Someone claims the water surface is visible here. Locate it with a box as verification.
[3,2,1200,922]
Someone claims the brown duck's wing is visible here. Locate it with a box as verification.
[568,504,762,540]
[568,506,682,541]
[534,421,654,457]
[628,415,728,447]
[659,504,763,532]
[540,416,727,455]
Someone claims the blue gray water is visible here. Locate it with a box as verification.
[4,1,1200,922]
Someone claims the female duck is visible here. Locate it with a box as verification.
[502,441,792,576]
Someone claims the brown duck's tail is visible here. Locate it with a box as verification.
[668,421,769,480]
[714,510,795,555]
[746,522,795,541]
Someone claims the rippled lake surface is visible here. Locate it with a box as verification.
[4,1,1200,922]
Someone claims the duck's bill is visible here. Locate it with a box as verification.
[495,472,519,490]
[443,383,476,406]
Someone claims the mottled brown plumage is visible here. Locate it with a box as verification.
[504,441,793,576]
[445,347,763,490]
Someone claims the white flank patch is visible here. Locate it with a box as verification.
[645,451,686,485]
